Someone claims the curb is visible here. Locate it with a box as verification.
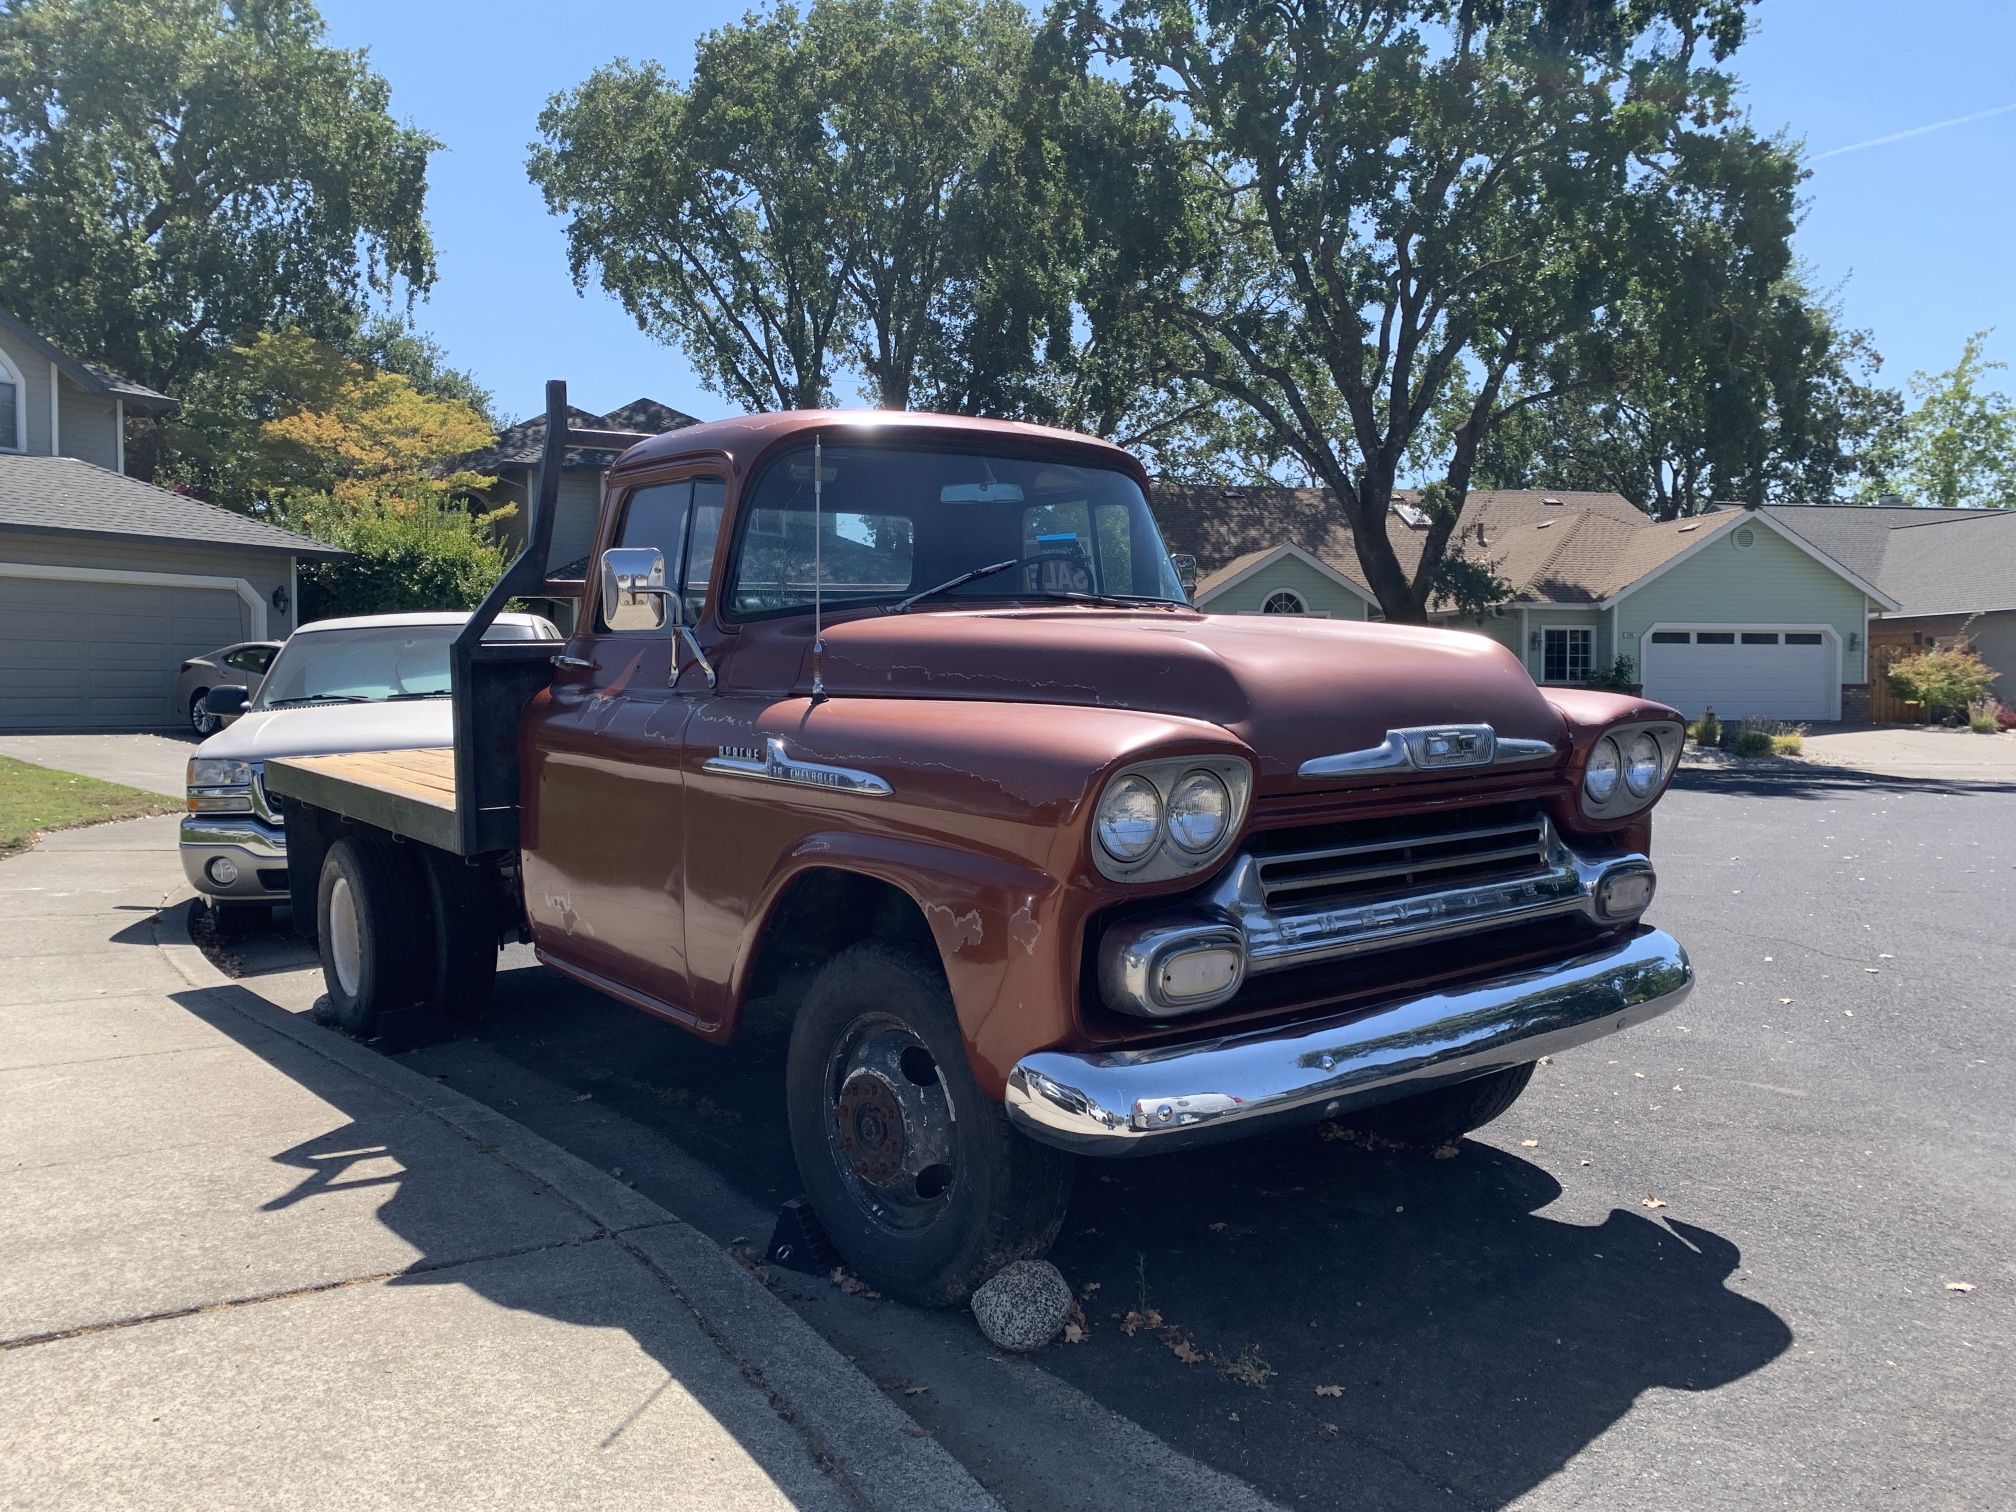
[154,894,1002,1512]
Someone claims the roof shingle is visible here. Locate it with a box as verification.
[0,456,342,558]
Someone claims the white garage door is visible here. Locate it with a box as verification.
[1640,627,1837,721]
[0,574,250,730]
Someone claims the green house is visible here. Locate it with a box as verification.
[1153,484,1900,723]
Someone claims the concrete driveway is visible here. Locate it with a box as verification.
[1795,725,2015,782]
[0,732,193,799]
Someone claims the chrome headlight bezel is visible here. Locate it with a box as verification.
[1090,755,1253,883]
[1579,720,1684,820]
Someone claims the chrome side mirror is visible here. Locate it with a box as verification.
[1168,552,1198,599]
[601,546,671,632]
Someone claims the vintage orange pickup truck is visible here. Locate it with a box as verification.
[263,383,1692,1304]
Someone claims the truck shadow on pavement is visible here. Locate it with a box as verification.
[442,972,1796,1512]
[163,981,866,1511]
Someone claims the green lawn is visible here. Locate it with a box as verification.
[0,755,176,858]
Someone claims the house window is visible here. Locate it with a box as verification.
[1261,588,1307,615]
[1649,631,1690,644]
[1541,627,1593,683]
[0,348,22,452]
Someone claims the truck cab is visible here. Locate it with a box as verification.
[266,392,1692,1306]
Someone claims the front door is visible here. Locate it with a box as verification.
[521,474,725,1022]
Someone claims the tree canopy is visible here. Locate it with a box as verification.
[0,0,438,392]
[161,329,494,514]
[1056,0,1819,619]
[1862,332,2016,509]
[528,0,1194,435]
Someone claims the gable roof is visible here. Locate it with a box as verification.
[457,397,704,474]
[0,455,342,558]
[1194,542,1373,606]
[1761,503,2016,617]
[1596,506,1899,612]
[1152,483,1654,609]
[0,306,177,416]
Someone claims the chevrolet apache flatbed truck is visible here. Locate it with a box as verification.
[263,381,1694,1304]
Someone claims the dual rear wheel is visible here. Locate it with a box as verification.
[315,835,498,1040]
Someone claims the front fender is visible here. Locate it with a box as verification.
[726,832,1074,1100]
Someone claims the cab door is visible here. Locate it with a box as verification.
[521,475,724,1024]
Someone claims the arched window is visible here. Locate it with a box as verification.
[0,344,24,453]
[1260,588,1307,615]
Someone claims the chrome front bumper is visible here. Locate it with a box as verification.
[1006,926,1692,1155]
[179,814,288,901]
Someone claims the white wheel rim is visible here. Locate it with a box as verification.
[328,875,362,999]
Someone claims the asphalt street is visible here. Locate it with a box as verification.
[214,764,2016,1510]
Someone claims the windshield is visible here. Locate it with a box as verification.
[723,444,1186,619]
[255,619,557,708]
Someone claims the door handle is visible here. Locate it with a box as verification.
[552,653,595,670]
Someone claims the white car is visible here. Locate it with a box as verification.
[180,611,561,924]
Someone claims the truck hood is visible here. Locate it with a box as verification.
[192,699,452,763]
[814,609,1567,780]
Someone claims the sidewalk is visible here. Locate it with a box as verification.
[0,814,999,1511]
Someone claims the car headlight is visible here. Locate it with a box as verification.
[1583,737,1622,804]
[188,758,253,789]
[1579,720,1683,820]
[1090,756,1253,882]
[1166,770,1231,853]
[187,757,255,814]
[1095,775,1163,863]
[1623,731,1662,796]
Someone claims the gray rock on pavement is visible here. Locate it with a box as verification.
[970,1259,1073,1352]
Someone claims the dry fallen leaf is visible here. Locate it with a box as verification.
[1119,1307,1164,1337]
[1063,1322,1088,1344]
[1431,1142,1461,1160]
[1641,1195,1668,1210]
[1634,1072,1646,1079]
[1219,1345,1275,1386]
[1945,1282,1975,1294]
[1168,1337,1207,1366]
[1315,1384,1345,1398]
[1209,1221,1228,1232]
[1579,1158,1594,1167]
[1780,998,1794,1005]
[1520,1139,1539,1148]
[903,1385,930,1396]
[830,1267,881,1299]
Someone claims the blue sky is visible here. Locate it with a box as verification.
[320,0,2016,426]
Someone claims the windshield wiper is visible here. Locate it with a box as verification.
[382,691,450,701]
[886,558,1021,614]
[1028,590,1185,610]
[267,694,368,707]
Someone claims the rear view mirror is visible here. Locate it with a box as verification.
[203,686,250,722]
[601,547,672,632]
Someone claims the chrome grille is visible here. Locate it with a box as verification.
[249,762,285,826]
[1253,804,1550,912]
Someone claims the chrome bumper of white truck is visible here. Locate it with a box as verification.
[1006,926,1691,1155]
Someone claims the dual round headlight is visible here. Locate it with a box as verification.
[1583,729,1670,807]
[1095,765,1237,869]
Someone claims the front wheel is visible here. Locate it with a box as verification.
[189,691,218,737]
[785,939,1073,1306]
[1347,1062,1537,1146]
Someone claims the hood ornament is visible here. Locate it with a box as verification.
[1300,724,1556,779]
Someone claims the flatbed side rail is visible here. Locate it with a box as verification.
[262,748,460,854]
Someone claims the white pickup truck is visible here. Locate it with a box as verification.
[180,610,559,927]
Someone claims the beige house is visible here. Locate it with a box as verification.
[0,307,340,731]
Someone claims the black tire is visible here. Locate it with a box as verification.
[189,691,218,737]
[316,835,431,1038]
[417,847,499,1030]
[1349,1063,1537,1146]
[212,901,272,937]
[786,938,1074,1306]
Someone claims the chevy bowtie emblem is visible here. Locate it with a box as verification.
[1298,724,1559,779]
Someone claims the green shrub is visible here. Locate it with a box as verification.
[1969,699,2001,734]
[1688,710,1722,747]
[1769,732,1804,756]
[1733,729,1774,757]
[1884,646,1998,717]
[284,499,511,621]
[1584,656,1638,693]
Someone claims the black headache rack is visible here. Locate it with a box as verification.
[448,379,653,854]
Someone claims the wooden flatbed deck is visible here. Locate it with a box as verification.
[263,747,465,853]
